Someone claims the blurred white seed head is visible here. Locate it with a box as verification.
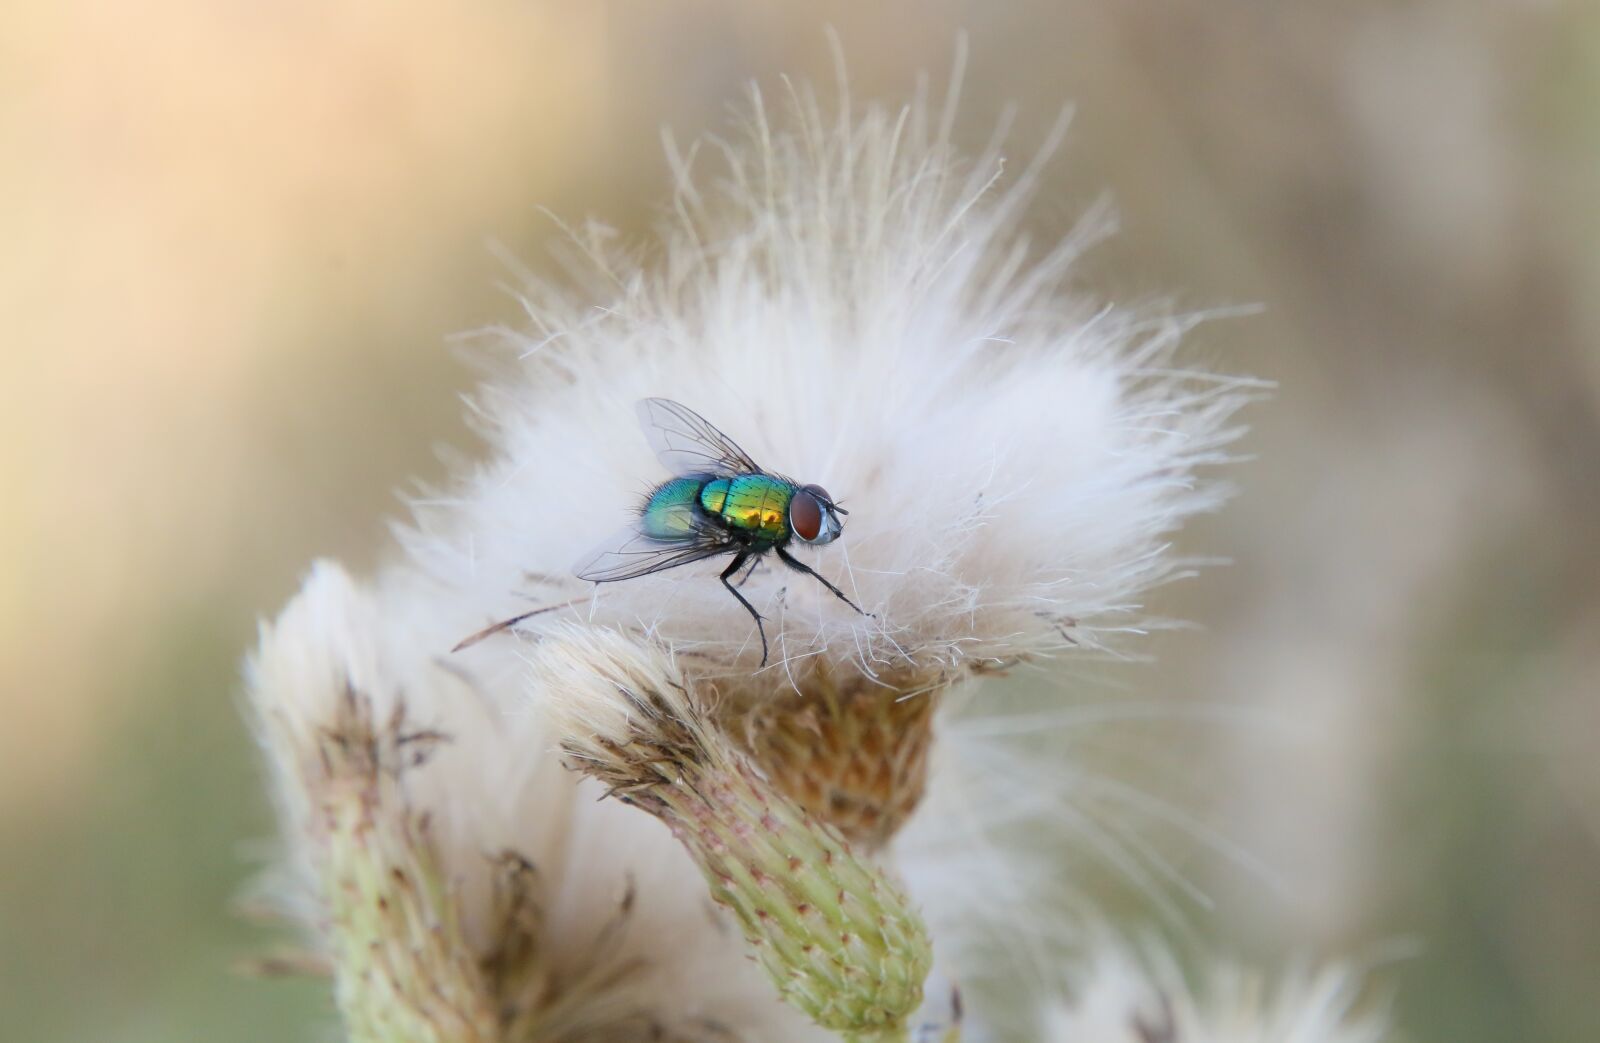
[408,78,1253,690]
[1037,941,1389,1043]
[246,562,826,1041]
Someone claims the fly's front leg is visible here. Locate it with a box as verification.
[719,552,769,666]
[775,545,872,617]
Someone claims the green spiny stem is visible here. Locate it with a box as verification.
[315,691,500,1043]
[652,759,929,1033]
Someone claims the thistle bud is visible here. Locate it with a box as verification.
[315,687,501,1043]
[247,563,821,1042]
[534,627,934,1040]
[731,662,943,851]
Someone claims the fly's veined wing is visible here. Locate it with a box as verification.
[636,397,762,477]
[572,524,732,583]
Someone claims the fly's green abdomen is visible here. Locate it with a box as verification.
[640,476,706,539]
[700,474,793,542]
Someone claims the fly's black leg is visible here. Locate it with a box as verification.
[733,554,761,588]
[719,552,769,665]
[774,545,872,617]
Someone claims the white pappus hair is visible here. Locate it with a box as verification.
[247,561,827,1041]
[1037,940,1389,1043]
[402,77,1256,683]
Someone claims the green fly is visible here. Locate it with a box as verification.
[452,398,867,663]
[572,397,867,665]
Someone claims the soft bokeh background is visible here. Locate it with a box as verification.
[4,2,1596,1040]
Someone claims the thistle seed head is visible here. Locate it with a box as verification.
[534,627,935,1039]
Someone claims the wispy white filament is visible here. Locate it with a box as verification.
[248,562,825,1039]
[401,79,1255,682]
[1038,941,1388,1043]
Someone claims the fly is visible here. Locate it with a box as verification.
[452,398,867,663]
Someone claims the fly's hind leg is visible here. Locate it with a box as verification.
[720,552,769,666]
[775,545,872,618]
[733,554,761,588]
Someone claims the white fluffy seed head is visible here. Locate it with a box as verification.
[245,562,828,1040]
[530,623,699,763]
[244,68,1275,1041]
[404,81,1255,687]
[1037,941,1389,1043]
[246,560,572,945]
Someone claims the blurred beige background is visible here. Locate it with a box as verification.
[3,2,1596,1040]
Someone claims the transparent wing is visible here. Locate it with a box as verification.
[636,397,762,477]
[572,522,732,583]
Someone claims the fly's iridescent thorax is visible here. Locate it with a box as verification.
[700,474,794,542]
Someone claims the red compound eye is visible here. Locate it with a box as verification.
[790,489,822,541]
